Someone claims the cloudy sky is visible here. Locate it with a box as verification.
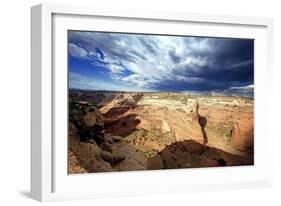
[68,31,254,97]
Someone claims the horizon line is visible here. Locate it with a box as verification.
[69,87,254,99]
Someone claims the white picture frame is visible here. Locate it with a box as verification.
[31,3,274,202]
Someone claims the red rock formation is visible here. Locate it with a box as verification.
[69,91,254,172]
[231,120,254,151]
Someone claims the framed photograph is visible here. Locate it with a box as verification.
[31,3,274,201]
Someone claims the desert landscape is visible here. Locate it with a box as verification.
[68,31,254,173]
[68,90,254,173]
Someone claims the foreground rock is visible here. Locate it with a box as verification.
[69,123,112,173]
[111,135,123,142]
[100,151,114,163]
[112,143,148,171]
[69,122,148,173]
[148,154,164,170]
[148,140,252,170]
[68,99,148,173]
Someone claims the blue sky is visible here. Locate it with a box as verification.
[68,31,254,97]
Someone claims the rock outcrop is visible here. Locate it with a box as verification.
[148,154,164,170]
[148,140,252,170]
[68,99,148,173]
[69,123,112,172]
[69,99,105,144]
[231,120,254,151]
[112,143,148,171]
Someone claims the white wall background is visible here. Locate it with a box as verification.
[0,0,280,205]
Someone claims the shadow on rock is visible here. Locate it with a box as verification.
[148,140,253,170]
[104,113,141,137]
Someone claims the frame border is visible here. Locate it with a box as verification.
[31,3,274,201]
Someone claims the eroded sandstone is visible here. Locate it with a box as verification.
[68,91,254,173]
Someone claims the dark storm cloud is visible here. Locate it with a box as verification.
[169,38,254,93]
[68,31,254,97]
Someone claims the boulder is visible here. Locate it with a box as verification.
[102,142,113,152]
[100,151,114,163]
[148,154,164,170]
[112,142,148,171]
[112,150,126,163]
[101,149,127,164]
[111,135,123,142]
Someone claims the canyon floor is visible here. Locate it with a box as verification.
[68,90,254,174]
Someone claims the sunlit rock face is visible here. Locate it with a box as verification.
[231,120,254,151]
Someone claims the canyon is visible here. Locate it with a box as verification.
[68,90,254,173]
